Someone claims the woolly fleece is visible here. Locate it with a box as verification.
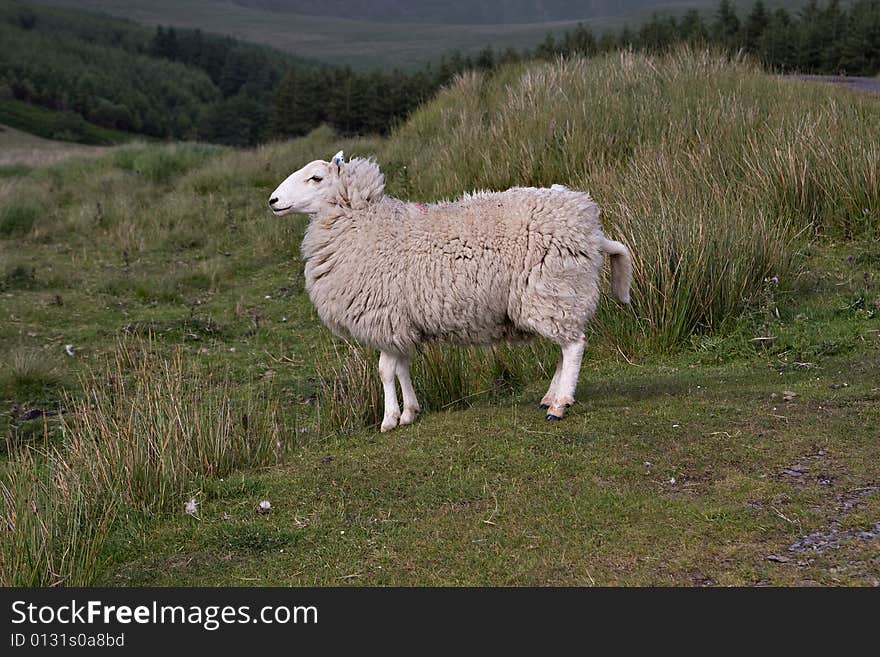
[299,157,627,356]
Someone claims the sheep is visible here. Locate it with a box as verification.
[269,151,633,432]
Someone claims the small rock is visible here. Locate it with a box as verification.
[64,344,76,357]
[766,554,791,563]
[782,390,798,402]
[257,500,272,514]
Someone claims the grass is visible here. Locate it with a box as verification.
[0,123,110,168]
[0,99,134,146]
[62,342,292,513]
[1,49,878,586]
[1,446,116,586]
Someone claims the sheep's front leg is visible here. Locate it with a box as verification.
[396,355,420,425]
[379,351,401,432]
[546,337,586,421]
[540,353,563,409]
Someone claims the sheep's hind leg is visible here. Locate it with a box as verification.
[396,355,420,426]
[379,351,401,432]
[546,337,586,421]
[540,353,564,409]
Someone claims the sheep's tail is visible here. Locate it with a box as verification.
[601,236,632,304]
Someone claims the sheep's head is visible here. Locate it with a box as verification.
[269,151,384,216]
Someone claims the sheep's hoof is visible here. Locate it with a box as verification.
[546,413,563,421]
[539,403,549,410]
[380,414,399,432]
[546,401,569,420]
[400,407,419,426]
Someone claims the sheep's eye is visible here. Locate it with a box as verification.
[308,175,323,182]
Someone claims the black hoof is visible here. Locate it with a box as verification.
[546,414,562,421]
[539,403,549,410]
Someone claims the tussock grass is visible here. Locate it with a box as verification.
[0,340,292,585]
[0,198,39,237]
[0,348,65,403]
[61,341,291,513]
[112,143,220,184]
[316,340,383,433]
[0,447,116,587]
[317,339,557,433]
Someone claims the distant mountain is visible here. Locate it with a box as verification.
[32,0,748,70]
[227,0,691,24]
[31,1,812,71]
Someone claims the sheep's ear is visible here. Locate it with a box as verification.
[331,150,344,173]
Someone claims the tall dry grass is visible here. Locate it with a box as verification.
[316,339,557,434]
[62,343,289,513]
[0,446,116,587]
[0,340,291,585]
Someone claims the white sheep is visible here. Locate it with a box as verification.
[269,151,632,431]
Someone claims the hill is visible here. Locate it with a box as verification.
[213,0,701,24]
[0,123,110,171]
[32,0,800,69]
[0,2,475,145]
[0,1,306,145]
[0,98,135,146]
[2,50,879,586]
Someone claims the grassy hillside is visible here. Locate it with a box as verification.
[0,1,307,145]
[0,123,110,173]
[0,99,134,146]
[1,2,475,145]
[33,0,789,70]
[1,50,878,585]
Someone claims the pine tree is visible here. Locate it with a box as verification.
[679,10,709,45]
[713,0,742,49]
[758,9,797,71]
[743,1,769,52]
[535,33,558,59]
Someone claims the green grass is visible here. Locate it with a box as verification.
[0,99,135,146]
[1,50,878,586]
[0,123,110,168]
